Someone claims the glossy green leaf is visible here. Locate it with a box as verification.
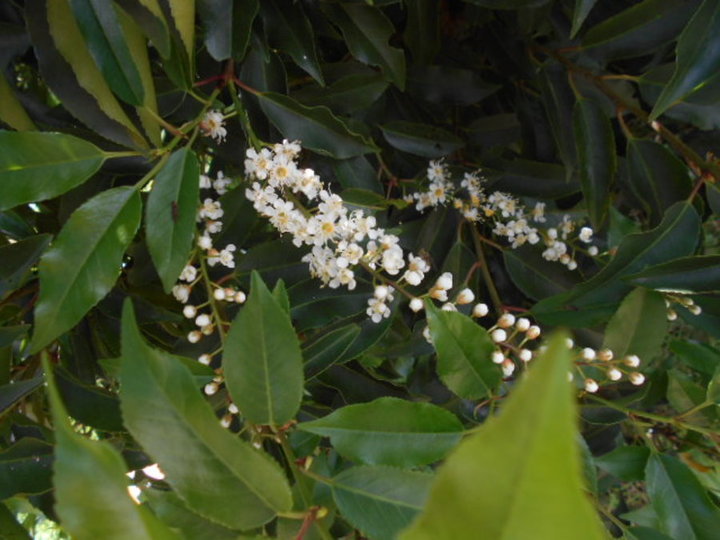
[0,234,51,297]
[120,301,293,529]
[625,255,720,294]
[646,454,720,540]
[504,246,581,300]
[381,121,463,159]
[115,0,171,57]
[651,0,720,119]
[31,187,141,352]
[582,0,700,62]
[595,445,650,482]
[671,339,720,377]
[489,158,581,199]
[54,365,123,432]
[400,333,606,540]
[303,324,361,378]
[261,0,324,85]
[322,3,406,90]
[0,438,54,499]
[26,0,148,148]
[425,300,500,400]
[0,131,106,212]
[533,202,700,325]
[166,0,194,60]
[332,466,433,540]
[626,139,692,226]
[333,154,383,193]
[44,356,179,540]
[666,370,715,426]
[294,72,389,115]
[573,98,615,228]
[299,397,463,467]
[0,74,35,131]
[69,0,145,105]
[224,271,304,426]
[603,288,668,361]
[146,149,200,292]
[0,378,43,417]
[539,61,577,174]
[257,91,377,158]
[571,0,598,38]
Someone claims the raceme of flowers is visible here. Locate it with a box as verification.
[407,159,599,270]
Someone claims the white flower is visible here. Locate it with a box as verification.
[213,171,231,195]
[199,174,212,189]
[588,246,599,256]
[197,234,213,250]
[427,159,448,182]
[491,329,507,343]
[403,254,430,286]
[208,244,236,268]
[579,227,593,243]
[200,110,227,143]
[409,298,424,312]
[183,305,196,318]
[179,265,197,282]
[172,284,190,303]
[435,272,453,291]
[198,198,223,221]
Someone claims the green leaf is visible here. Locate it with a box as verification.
[69,0,145,105]
[489,158,581,199]
[407,65,500,106]
[146,149,200,292]
[115,0,171,58]
[299,397,463,467]
[571,0,598,38]
[43,355,179,540]
[261,0,324,85]
[166,0,194,60]
[626,139,692,226]
[582,0,700,62]
[257,91,377,159]
[294,72,389,115]
[0,503,31,540]
[0,74,35,131]
[224,271,304,426]
[380,121,464,159]
[120,300,293,529]
[332,465,433,540]
[646,454,720,540]
[625,255,720,294]
[303,324,361,378]
[400,333,606,540]
[0,438,54,499]
[0,234,51,297]
[595,445,650,482]
[603,288,668,361]
[0,378,43,418]
[539,61,577,174]
[404,0,439,65]
[425,300,501,400]
[651,0,720,119]
[31,187,141,352]
[26,0,148,148]
[54,365,123,432]
[322,3,406,90]
[666,370,715,425]
[533,202,701,325]
[671,339,720,377]
[0,131,106,212]
[573,98,616,228]
[462,0,550,8]
[504,246,581,300]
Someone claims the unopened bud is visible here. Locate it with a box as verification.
[584,379,599,393]
[456,288,475,305]
[629,372,645,386]
[515,317,530,332]
[409,298,424,312]
[472,303,489,318]
[497,313,516,328]
[526,325,541,339]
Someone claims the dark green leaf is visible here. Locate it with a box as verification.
[31,187,142,352]
[666,370,715,426]
[44,356,180,540]
[582,0,700,62]
[224,271,304,426]
[333,155,384,193]
[120,300,293,529]
[489,158,580,199]
[332,465,433,540]
[625,255,720,294]
[54,365,123,432]
[626,139,692,226]
[671,339,720,377]
[0,234,50,298]
[115,0,171,57]
[299,397,463,467]
[381,121,464,158]
[0,131,106,212]
[595,445,650,482]
[261,0,324,85]
[146,149,200,292]
[573,98,616,228]
[293,72,388,114]
[425,300,501,400]
[603,288,668,361]
[407,65,499,106]
[197,0,258,61]
[404,0,439,64]
[257,91,377,158]
[322,3,406,90]
[504,246,581,300]
[651,0,720,119]
[571,0,598,38]
[0,438,54,499]
[462,0,550,8]
[303,324,361,378]
[0,326,29,348]
[646,454,720,540]
[539,61,577,174]
[0,378,43,418]
[401,333,606,539]
[69,0,145,105]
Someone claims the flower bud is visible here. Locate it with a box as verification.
[472,303,489,318]
[187,330,201,343]
[629,372,645,386]
[588,246,599,256]
[624,354,641,368]
[198,354,211,365]
[666,308,678,321]
[213,288,226,300]
[435,272,453,291]
[204,381,218,395]
[688,304,702,315]
[497,313,516,328]
[584,379,599,393]
[526,325,541,339]
[491,351,505,364]
[220,415,232,428]
[183,305,197,318]
[456,288,475,305]
[195,314,211,327]
[518,349,532,362]
[581,348,596,361]
[441,303,457,312]
[235,291,247,304]
[228,403,239,414]
[502,359,515,377]
[608,368,622,381]
[515,317,530,332]
[409,298,424,312]
[491,329,507,343]
[597,348,614,362]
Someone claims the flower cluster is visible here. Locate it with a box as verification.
[200,110,227,143]
[664,294,702,321]
[408,160,599,270]
[573,346,645,393]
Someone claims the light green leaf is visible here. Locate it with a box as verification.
[146,149,200,292]
[120,300,293,529]
[167,0,194,60]
[299,397,463,467]
[400,333,606,540]
[425,300,501,400]
[651,0,720,119]
[380,121,464,159]
[332,466,433,540]
[0,503,31,539]
[0,131,106,211]
[257,91,377,159]
[646,454,720,540]
[625,255,720,294]
[31,187,141,352]
[0,75,35,131]
[43,356,179,540]
[603,288,668,361]
[573,98,616,228]
[224,270,304,426]
[69,0,145,105]
[322,3,406,89]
